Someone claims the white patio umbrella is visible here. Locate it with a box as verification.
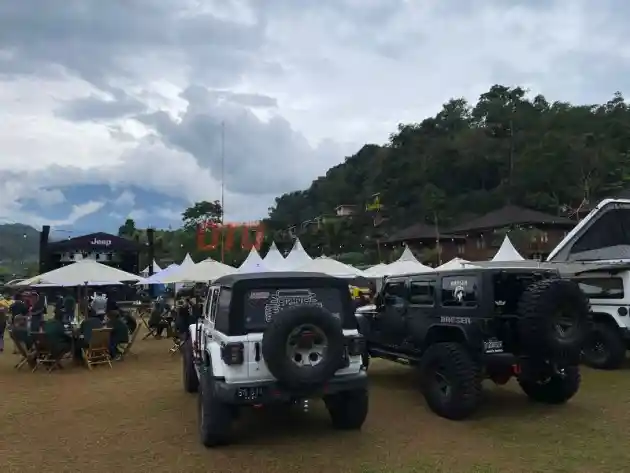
[18,260,143,287]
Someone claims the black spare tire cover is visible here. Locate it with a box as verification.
[262,305,345,390]
[517,278,590,358]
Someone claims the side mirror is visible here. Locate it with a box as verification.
[374,294,384,309]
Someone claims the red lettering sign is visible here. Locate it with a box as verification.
[197,222,265,251]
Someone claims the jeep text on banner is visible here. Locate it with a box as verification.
[197,222,265,251]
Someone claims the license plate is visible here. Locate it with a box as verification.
[483,339,503,354]
[236,386,265,401]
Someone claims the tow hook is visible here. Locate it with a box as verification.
[512,364,521,375]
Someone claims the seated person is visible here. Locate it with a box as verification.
[122,311,138,335]
[29,292,47,333]
[10,294,28,325]
[43,312,72,360]
[148,303,170,338]
[106,311,129,358]
[79,314,104,345]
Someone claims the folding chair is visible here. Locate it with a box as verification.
[119,324,141,359]
[82,328,113,370]
[8,330,33,370]
[31,332,63,373]
[169,332,183,355]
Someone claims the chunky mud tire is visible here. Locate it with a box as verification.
[198,372,233,447]
[582,322,626,370]
[419,342,482,420]
[518,278,590,358]
[324,388,369,430]
[182,340,199,393]
[518,365,581,404]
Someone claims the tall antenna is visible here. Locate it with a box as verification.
[220,121,226,263]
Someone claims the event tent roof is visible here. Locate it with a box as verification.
[491,236,525,262]
[141,260,162,275]
[284,238,313,269]
[436,257,480,270]
[297,256,366,278]
[18,260,143,286]
[371,247,433,277]
[158,258,235,283]
[262,242,288,270]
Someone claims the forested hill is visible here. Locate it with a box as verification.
[267,85,630,246]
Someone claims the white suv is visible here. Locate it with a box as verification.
[182,271,369,447]
[547,198,630,369]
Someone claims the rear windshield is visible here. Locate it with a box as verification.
[244,287,345,330]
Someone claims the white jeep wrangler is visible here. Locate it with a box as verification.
[548,198,630,369]
[182,271,369,447]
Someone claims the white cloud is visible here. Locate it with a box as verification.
[113,190,135,207]
[0,0,629,226]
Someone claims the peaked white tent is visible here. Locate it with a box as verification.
[372,247,433,277]
[492,236,525,262]
[18,260,143,286]
[263,242,288,270]
[436,257,479,271]
[142,263,179,285]
[363,263,387,277]
[238,247,270,273]
[141,260,162,276]
[181,253,195,267]
[159,258,235,283]
[284,238,313,269]
[297,256,366,278]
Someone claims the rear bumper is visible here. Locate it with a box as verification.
[212,371,368,405]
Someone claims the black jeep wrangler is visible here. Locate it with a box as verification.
[356,267,590,420]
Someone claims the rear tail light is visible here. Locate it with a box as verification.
[346,336,365,357]
[221,342,244,365]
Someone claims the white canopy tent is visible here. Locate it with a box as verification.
[262,242,288,270]
[180,253,196,267]
[363,263,387,277]
[141,263,180,285]
[159,258,235,283]
[17,260,143,287]
[238,247,271,273]
[436,257,480,271]
[491,236,525,262]
[141,260,162,276]
[284,238,313,269]
[297,256,366,278]
[371,247,433,277]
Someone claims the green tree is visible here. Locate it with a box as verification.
[182,200,223,231]
[118,218,137,237]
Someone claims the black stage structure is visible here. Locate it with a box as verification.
[40,231,141,275]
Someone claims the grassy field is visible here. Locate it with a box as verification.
[1,332,629,473]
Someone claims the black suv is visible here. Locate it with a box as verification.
[356,267,590,420]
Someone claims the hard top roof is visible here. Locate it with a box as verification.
[213,271,343,287]
[385,266,559,281]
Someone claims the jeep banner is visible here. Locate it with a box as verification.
[197,221,265,251]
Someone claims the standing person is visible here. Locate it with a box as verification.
[63,291,77,323]
[0,304,7,353]
[29,292,46,333]
[90,291,107,323]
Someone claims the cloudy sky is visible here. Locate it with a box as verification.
[0,0,628,232]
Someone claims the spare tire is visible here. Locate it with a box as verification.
[517,278,590,358]
[262,305,345,390]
